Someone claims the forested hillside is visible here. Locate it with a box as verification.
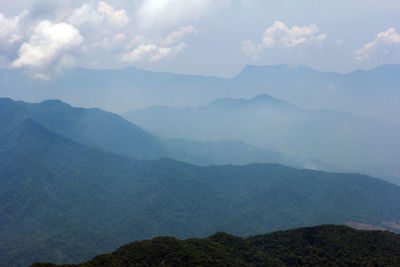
[32,225,400,266]
[1,112,400,266]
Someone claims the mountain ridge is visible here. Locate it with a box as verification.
[31,225,400,267]
[1,63,399,123]
[2,98,400,266]
[123,94,400,183]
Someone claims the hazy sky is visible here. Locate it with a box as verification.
[1,0,400,78]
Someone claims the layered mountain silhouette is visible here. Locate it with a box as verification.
[0,97,326,169]
[32,225,400,266]
[1,98,400,266]
[124,94,400,184]
[0,98,166,159]
[1,64,399,123]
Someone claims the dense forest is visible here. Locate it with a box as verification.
[2,99,400,266]
[32,225,400,266]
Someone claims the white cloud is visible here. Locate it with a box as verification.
[68,3,103,26]
[122,41,187,62]
[97,1,129,27]
[126,35,151,49]
[12,20,83,76]
[160,25,197,46]
[122,25,194,62]
[136,0,226,29]
[242,21,327,59]
[68,1,129,27]
[122,44,158,62]
[0,10,28,45]
[355,28,400,60]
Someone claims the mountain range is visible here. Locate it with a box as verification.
[123,94,400,184]
[0,97,328,170]
[1,64,399,123]
[1,98,400,266]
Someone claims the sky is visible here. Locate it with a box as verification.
[0,0,400,78]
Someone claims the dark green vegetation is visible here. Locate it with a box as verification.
[2,98,400,266]
[32,225,400,266]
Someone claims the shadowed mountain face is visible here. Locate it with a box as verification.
[32,225,400,267]
[1,64,399,123]
[1,111,400,266]
[0,97,166,160]
[123,94,400,184]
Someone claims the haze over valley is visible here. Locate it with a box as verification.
[1,0,400,266]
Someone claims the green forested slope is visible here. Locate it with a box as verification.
[1,118,400,266]
[32,225,400,266]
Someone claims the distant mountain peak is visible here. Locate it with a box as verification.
[252,93,278,102]
[40,99,71,107]
[207,94,296,110]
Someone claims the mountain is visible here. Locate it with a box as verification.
[1,64,399,123]
[0,97,329,169]
[0,67,229,113]
[233,64,400,123]
[123,94,400,184]
[2,113,400,266]
[0,97,166,159]
[32,225,400,266]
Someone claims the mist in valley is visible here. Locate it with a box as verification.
[1,0,400,266]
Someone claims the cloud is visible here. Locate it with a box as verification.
[68,1,129,27]
[97,1,129,27]
[242,21,327,59]
[0,10,28,45]
[68,3,103,26]
[122,42,187,62]
[136,0,226,29]
[354,28,400,60]
[122,25,194,62]
[122,44,158,62]
[93,33,127,48]
[12,20,83,77]
[160,25,197,46]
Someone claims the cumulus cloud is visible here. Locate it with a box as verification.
[68,3,103,26]
[12,20,83,77]
[122,41,186,62]
[68,1,129,27]
[122,44,158,62]
[0,10,28,45]
[97,1,129,27]
[242,21,327,59]
[354,28,400,60]
[160,25,197,46]
[122,25,194,62]
[136,0,226,29]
